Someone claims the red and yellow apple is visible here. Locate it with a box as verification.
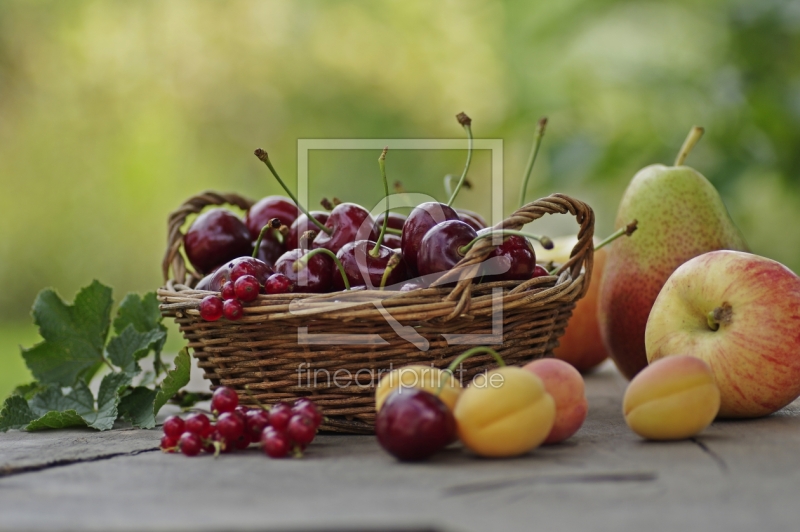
[645,250,800,418]
[537,236,608,372]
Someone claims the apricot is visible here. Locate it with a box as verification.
[454,367,555,457]
[523,358,588,444]
[623,355,720,440]
[375,365,461,412]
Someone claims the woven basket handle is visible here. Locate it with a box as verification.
[162,190,256,285]
[442,193,595,306]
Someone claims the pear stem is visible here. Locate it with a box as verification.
[594,219,638,252]
[254,149,332,235]
[370,147,390,258]
[674,126,705,166]
[293,248,351,290]
[446,113,474,207]
[519,117,548,208]
[458,229,554,256]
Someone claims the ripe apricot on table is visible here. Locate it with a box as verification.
[623,355,720,441]
[454,367,555,458]
[524,358,588,444]
[375,365,461,412]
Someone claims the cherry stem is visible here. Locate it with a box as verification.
[370,147,390,258]
[674,126,704,166]
[379,252,402,290]
[458,229,554,256]
[437,346,507,395]
[293,248,351,290]
[446,113,474,207]
[384,227,402,235]
[254,149,332,235]
[519,117,548,209]
[252,218,283,258]
[593,219,638,252]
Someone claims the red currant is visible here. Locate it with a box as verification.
[221,281,236,300]
[211,386,239,414]
[269,403,292,431]
[162,415,185,438]
[233,432,253,450]
[261,427,291,458]
[199,296,223,321]
[292,399,323,428]
[245,409,271,439]
[264,273,294,294]
[160,434,178,453]
[287,413,316,447]
[234,275,261,302]
[185,412,211,436]
[216,412,245,441]
[179,432,203,457]
[222,299,244,320]
[230,260,260,282]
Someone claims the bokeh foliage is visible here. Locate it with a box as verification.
[1,0,799,392]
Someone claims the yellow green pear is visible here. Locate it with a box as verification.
[598,127,748,380]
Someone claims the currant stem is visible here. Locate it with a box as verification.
[674,126,704,166]
[519,117,548,209]
[594,219,638,252]
[243,385,270,412]
[458,229,554,256]
[254,149,332,235]
[252,218,283,258]
[446,113,474,207]
[370,147,390,258]
[293,248,351,290]
[437,346,507,395]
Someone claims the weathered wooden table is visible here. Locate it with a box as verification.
[1,363,798,532]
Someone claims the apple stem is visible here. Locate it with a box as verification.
[446,112,474,208]
[379,252,402,290]
[252,218,283,258]
[594,219,638,252]
[370,147,390,258]
[253,149,332,235]
[437,346,507,395]
[518,117,548,209]
[458,229,554,256]
[293,247,351,291]
[706,303,733,331]
[674,126,705,166]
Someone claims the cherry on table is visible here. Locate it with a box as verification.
[244,195,300,241]
[184,208,253,274]
[400,202,460,275]
[375,387,456,462]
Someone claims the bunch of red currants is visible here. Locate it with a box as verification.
[189,114,553,322]
[160,387,323,458]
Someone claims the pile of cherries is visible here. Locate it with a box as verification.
[189,114,553,322]
[160,386,323,458]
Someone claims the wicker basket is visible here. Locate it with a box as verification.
[158,191,594,433]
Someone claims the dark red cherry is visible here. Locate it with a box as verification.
[244,195,300,241]
[416,220,477,277]
[400,202,460,275]
[375,387,456,462]
[184,209,253,274]
[264,272,294,294]
[382,233,402,250]
[457,209,488,231]
[312,203,377,254]
[481,233,536,282]
[253,237,284,268]
[274,248,332,293]
[286,211,329,250]
[532,264,549,278]
[333,241,408,291]
[375,212,407,232]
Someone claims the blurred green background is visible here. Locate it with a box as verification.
[2,0,799,397]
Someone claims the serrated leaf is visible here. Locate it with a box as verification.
[29,384,94,418]
[154,348,191,414]
[86,372,131,430]
[26,410,86,431]
[21,281,114,387]
[0,396,36,432]
[114,292,167,375]
[106,325,166,377]
[11,382,45,400]
[117,387,158,429]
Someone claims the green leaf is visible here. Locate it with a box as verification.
[106,325,166,377]
[21,281,114,387]
[114,292,167,375]
[154,348,191,415]
[117,387,158,429]
[26,410,86,431]
[11,382,45,400]
[0,396,36,432]
[86,372,131,430]
[27,375,130,431]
